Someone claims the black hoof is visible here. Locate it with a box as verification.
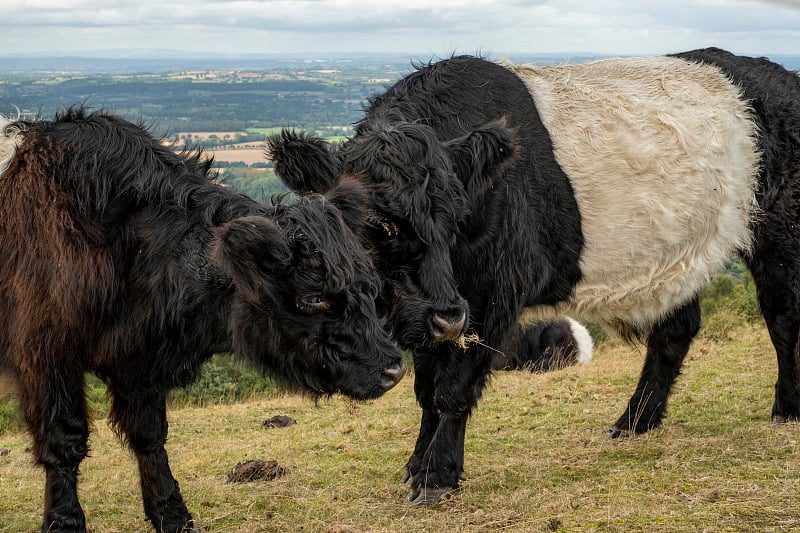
[605,428,630,439]
[773,415,788,425]
[403,486,459,505]
[401,470,465,485]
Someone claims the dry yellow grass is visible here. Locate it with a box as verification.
[2,324,799,532]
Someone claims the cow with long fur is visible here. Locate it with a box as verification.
[268,48,800,503]
[0,107,405,532]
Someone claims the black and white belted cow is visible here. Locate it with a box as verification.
[268,48,800,504]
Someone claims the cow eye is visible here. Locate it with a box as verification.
[297,293,331,313]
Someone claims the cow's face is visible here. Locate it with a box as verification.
[267,121,516,349]
[210,194,405,399]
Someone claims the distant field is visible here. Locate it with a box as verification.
[178,128,285,138]
[209,148,266,165]
[178,131,247,141]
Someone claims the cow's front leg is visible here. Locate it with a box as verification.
[18,364,90,532]
[401,349,440,485]
[109,386,197,533]
[404,412,469,504]
[404,344,491,504]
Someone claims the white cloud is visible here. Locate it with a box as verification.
[0,0,798,56]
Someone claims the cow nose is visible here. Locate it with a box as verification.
[429,309,467,343]
[381,362,406,391]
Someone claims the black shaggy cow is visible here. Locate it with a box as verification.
[0,107,405,532]
[268,48,800,503]
[491,319,593,372]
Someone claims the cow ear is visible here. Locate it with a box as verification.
[323,175,371,234]
[266,129,341,194]
[210,216,292,304]
[444,119,516,200]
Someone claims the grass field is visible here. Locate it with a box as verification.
[1,324,799,532]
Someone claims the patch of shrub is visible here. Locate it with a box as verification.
[699,262,761,340]
[0,396,22,436]
[169,354,279,407]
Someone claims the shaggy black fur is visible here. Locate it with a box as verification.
[268,48,800,504]
[0,107,404,532]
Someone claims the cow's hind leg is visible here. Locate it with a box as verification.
[18,365,89,532]
[609,297,701,437]
[747,257,800,423]
[110,386,196,533]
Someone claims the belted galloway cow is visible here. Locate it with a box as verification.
[492,318,593,372]
[268,48,800,503]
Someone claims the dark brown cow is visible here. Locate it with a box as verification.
[0,106,404,532]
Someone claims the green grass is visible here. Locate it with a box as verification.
[2,324,799,532]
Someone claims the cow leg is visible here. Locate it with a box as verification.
[762,310,800,423]
[404,345,491,504]
[18,365,89,532]
[747,258,800,422]
[401,349,440,485]
[609,297,701,437]
[109,387,196,533]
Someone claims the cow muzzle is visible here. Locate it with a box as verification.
[429,309,467,343]
[381,362,406,390]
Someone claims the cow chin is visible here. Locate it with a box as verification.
[276,338,405,401]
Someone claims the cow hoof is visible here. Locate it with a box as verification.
[773,415,788,426]
[401,470,465,484]
[404,487,459,505]
[604,428,630,439]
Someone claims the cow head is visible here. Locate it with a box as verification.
[267,120,516,349]
[209,193,405,400]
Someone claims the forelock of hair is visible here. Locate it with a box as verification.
[282,194,358,294]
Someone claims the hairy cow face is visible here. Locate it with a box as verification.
[267,121,516,349]
[210,194,405,399]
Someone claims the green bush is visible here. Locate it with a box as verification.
[0,395,22,435]
[699,262,761,340]
[169,354,279,407]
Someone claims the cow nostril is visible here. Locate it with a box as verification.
[381,362,406,390]
[429,310,467,342]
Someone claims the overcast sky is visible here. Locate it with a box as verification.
[1,0,799,59]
